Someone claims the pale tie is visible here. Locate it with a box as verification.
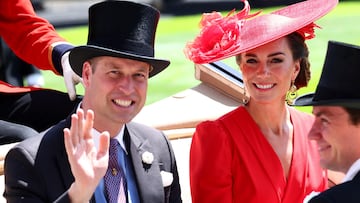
[104,138,127,203]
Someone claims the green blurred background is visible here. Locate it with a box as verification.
[42,1,360,113]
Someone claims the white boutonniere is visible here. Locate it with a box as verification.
[160,171,173,187]
[142,151,154,165]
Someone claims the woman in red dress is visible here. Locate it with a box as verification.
[184,0,339,202]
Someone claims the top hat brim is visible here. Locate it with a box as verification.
[69,45,170,78]
[294,93,360,109]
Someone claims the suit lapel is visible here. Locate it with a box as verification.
[125,123,164,203]
[352,171,360,183]
[55,117,73,184]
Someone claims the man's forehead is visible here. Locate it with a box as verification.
[94,56,151,67]
[312,106,346,117]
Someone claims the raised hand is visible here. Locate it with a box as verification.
[64,109,110,202]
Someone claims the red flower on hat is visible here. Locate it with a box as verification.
[296,22,321,40]
[184,0,257,64]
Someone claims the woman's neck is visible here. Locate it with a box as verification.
[245,101,290,136]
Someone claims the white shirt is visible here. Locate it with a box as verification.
[92,126,127,154]
[342,158,360,182]
[77,103,127,153]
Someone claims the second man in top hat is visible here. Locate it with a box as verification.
[296,41,360,203]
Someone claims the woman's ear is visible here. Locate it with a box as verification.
[236,54,242,70]
[292,60,301,81]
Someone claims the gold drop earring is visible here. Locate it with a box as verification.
[242,87,249,105]
[286,80,297,105]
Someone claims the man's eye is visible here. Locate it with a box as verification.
[320,118,329,126]
[134,73,147,80]
[110,70,119,74]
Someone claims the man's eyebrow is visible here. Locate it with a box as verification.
[313,109,336,118]
[313,108,327,117]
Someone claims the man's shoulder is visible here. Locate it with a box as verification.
[6,121,66,161]
[7,133,44,160]
[310,178,360,202]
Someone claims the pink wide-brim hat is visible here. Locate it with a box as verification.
[184,0,338,64]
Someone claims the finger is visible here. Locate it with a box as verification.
[95,131,110,178]
[77,109,85,142]
[83,110,95,155]
[97,131,110,159]
[83,109,94,140]
[70,113,80,146]
[64,128,74,159]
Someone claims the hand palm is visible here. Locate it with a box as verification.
[64,109,110,193]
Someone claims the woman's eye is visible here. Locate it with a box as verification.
[246,58,257,64]
[271,58,283,63]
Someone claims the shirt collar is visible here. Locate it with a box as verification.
[78,103,128,154]
[342,158,360,182]
[92,126,127,154]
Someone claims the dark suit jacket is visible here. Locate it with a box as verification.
[3,111,182,203]
[309,171,360,203]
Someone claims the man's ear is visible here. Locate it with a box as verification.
[82,62,92,87]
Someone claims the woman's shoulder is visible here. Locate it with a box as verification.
[217,106,248,121]
[196,106,251,133]
[289,106,314,121]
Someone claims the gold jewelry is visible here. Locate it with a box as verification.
[286,81,297,105]
[242,87,249,105]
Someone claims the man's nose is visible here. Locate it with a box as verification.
[308,121,322,140]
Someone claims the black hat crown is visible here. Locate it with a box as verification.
[69,0,170,78]
[295,41,360,108]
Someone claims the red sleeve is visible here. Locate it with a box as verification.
[190,121,233,203]
[0,0,69,75]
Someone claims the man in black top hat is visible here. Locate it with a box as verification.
[3,1,182,203]
[295,41,360,203]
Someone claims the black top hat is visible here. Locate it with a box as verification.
[294,41,360,108]
[69,0,170,78]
